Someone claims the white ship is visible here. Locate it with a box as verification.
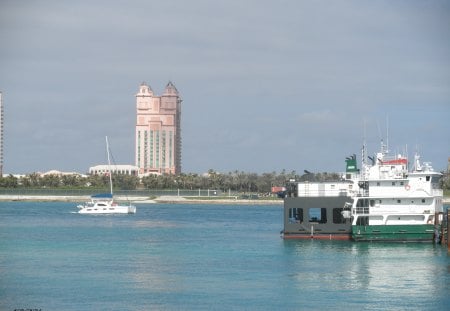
[282,139,444,242]
[350,141,443,242]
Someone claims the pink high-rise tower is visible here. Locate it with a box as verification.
[135,82,182,175]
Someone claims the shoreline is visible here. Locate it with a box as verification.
[0,194,448,205]
[0,194,284,205]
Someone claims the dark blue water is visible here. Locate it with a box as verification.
[0,202,449,310]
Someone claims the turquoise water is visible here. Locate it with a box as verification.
[0,202,449,310]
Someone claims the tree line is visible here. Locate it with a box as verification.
[0,170,342,193]
[1,169,448,193]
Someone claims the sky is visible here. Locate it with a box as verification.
[0,0,449,175]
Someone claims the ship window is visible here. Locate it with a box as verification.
[355,207,369,214]
[333,208,349,224]
[377,182,380,186]
[356,199,369,207]
[370,200,375,207]
[397,200,401,203]
[309,208,327,224]
[400,181,404,186]
[289,208,303,223]
[356,216,369,226]
[431,176,440,189]
[422,199,425,203]
[426,176,430,181]
[392,182,396,186]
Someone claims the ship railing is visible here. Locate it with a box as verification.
[353,189,368,197]
[354,207,369,214]
[431,189,443,197]
[296,189,350,197]
[417,188,444,197]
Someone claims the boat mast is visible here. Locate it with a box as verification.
[105,136,113,195]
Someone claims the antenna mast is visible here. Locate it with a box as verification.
[386,115,389,154]
[361,119,368,181]
[105,136,113,195]
[0,92,3,177]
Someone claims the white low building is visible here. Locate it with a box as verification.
[89,165,139,176]
[40,170,85,177]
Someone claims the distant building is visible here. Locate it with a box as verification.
[135,82,182,175]
[0,91,3,177]
[40,170,86,177]
[89,165,139,176]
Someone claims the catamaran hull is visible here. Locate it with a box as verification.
[78,206,136,214]
[351,224,437,242]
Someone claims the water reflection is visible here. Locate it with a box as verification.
[282,240,450,309]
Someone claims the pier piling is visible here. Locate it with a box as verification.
[447,211,450,249]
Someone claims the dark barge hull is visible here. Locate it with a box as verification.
[282,196,353,240]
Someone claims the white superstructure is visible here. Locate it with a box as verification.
[350,141,443,241]
[294,181,355,197]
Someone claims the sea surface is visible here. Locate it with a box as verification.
[0,201,449,311]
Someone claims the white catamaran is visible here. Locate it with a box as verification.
[77,137,137,214]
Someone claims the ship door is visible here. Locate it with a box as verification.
[308,208,328,236]
[354,216,369,233]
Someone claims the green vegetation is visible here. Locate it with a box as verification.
[442,175,450,193]
[0,169,339,193]
[1,169,449,197]
[442,172,450,197]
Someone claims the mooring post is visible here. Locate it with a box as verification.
[447,211,450,249]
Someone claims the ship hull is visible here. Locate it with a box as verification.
[283,232,351,240]
[351,224,437,242]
